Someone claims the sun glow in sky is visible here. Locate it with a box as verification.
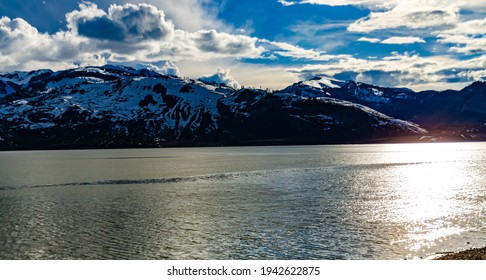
[1,0,485,90]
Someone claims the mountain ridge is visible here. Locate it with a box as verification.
[1,65,485,150]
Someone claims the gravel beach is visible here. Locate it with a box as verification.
[434,247,486,260]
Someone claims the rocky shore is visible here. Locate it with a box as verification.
[434,247,486,260]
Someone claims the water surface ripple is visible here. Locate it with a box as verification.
[0,144,485,259]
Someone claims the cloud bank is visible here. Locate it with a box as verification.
[0,2,264,72]
[275,0,486,89]
[0,1,485,91]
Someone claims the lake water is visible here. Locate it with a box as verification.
[0,143,485,260]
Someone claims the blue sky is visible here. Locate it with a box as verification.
[1,0,485,90]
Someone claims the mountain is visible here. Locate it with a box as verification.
[218,89,425,145]
[282,76,486,141]
[0,65,427,150]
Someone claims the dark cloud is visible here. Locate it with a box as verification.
[333,71,359,81]
[109,3,172,40]
[69,3,174,42]
[77,17,125,41]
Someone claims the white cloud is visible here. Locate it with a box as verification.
[443,17,486,35]
[348,5,459,33]
[134,61,180,76]
[357,36,425,44]
[440,35,486,54]
[198,68,241,89]
[114,0,230,32]
[176,59,298,90]
[65,2,106,30]
[285,52,482,91]
[280,1,483,36]
[280,0,486,11]
[156,60,180,76]
[278,0,297,6]
[0,16,91,71]
[260,40,348,60]
[66,3,264,61]
[272,42,326,59]
[381,36,425,44]
[0,3,267,71]
[191,29,263,58]
[437,17,486,54]
[458,69,486,81]
[258,36,359,62]
[283,20,356,53]
[357,37,381,43]
[280,0,486,60]
[278,0,395,8]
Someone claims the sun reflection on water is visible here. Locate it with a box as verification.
[380,143,476,254]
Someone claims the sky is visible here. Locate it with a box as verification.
[0,0,485,91]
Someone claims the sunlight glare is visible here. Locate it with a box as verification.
[382,143,474,251]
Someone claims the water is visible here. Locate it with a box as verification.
[0,143,485,259]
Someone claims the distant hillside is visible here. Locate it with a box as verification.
[282,76,486,141]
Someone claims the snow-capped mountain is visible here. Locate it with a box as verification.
[282,77,486,140]
[218,89,425,145]
[4,65,482,150]
[0,65,235,149]
[282,76,417,107]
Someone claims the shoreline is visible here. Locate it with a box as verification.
[433,246,486,260]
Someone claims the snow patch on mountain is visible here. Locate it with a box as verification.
[0,69,52,85]
[348,84,391,104]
